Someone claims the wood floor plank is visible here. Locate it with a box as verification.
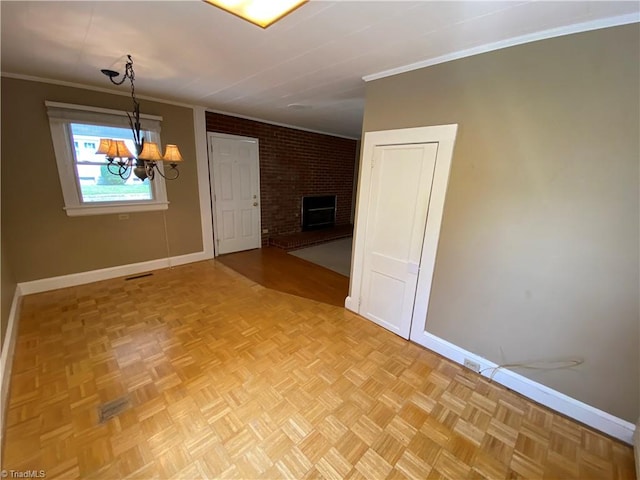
[217,247,350,307]
[2,260,635,479]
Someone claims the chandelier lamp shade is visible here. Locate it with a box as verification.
[98,55,183,181]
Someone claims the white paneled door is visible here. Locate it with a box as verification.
[209,133,261,255]
[359,143,438,338]
[347,125,457,342]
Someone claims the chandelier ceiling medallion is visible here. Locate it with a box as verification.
[203,0,307,28]
[98,55,183,181]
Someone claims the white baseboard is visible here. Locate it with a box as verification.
[2,250,211,455]
[345,295,357,311]
[420,332,635,445]
[1,284,23,455]
[18,251,211,295]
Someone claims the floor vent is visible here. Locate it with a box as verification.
[125,272,153,281]
[98,396,130,423]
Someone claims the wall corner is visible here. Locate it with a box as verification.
[634,417,639,478]
[193,106,214,258]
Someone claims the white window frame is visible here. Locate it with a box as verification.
[46,101,169,217]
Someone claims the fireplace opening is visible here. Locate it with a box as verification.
[302,195,336,231]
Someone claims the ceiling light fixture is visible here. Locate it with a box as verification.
[99,55,183,181]
[203,0,307,28]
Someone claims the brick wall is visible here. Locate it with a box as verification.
[206,112,357,245]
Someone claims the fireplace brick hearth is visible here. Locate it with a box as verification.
[269,224,353,251]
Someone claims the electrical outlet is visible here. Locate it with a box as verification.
[463,359,481,373]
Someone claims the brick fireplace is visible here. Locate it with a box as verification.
[206,112,357,245]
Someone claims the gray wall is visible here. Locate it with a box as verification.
[1,78,203,283]
[362,24,639,422]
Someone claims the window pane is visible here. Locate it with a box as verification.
[70,123,153,203]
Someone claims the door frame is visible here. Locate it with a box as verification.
[346,124,458,340]
[207,131,261,257]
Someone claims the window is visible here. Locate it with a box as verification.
[46,101,168,216]
[71,124,152,203]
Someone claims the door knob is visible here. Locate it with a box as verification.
[253,202,258,206]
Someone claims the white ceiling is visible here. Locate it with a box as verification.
[1,1,638,138]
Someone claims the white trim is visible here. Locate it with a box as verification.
[18,251,209,296]
[44,100,163,122]
[64,201,168,216]
[348,125,458,336]
[193,106,215,259]
[207,132,259,143]
[205,108,359,140]
[345,123,636,444]
[344,296,357,311]
[1,285,23,454]
[46,107,169,216]
[2,72,196,110]
[415,331,636,445]
[209,133,219,258]
[409,129,457,344]
[207,132,262,256]
[363,14,640,82]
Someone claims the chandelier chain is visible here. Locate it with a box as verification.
[100,54,183,182]
[125,56,139,118]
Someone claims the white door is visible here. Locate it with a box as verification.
[359,143,438,338]
[209,133,261,255]
[348,125,457,341]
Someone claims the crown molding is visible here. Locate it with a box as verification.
[0,71,197,109]
[1,72,360,140]
[363,13,639,82]
[205,107,360,140]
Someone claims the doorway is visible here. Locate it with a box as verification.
[208,132,262,255]
[347,125,458,346]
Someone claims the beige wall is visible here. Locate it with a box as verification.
[363,24,639,422]
[1,238,17,348]
[1,78,203,283]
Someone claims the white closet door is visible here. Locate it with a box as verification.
[359,143,437,339]
[347,125,457,344]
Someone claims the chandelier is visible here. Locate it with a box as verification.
[98,55,183,181]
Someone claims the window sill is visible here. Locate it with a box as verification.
[64,201,169,217]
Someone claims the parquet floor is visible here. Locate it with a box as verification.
[2,260,636,479]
